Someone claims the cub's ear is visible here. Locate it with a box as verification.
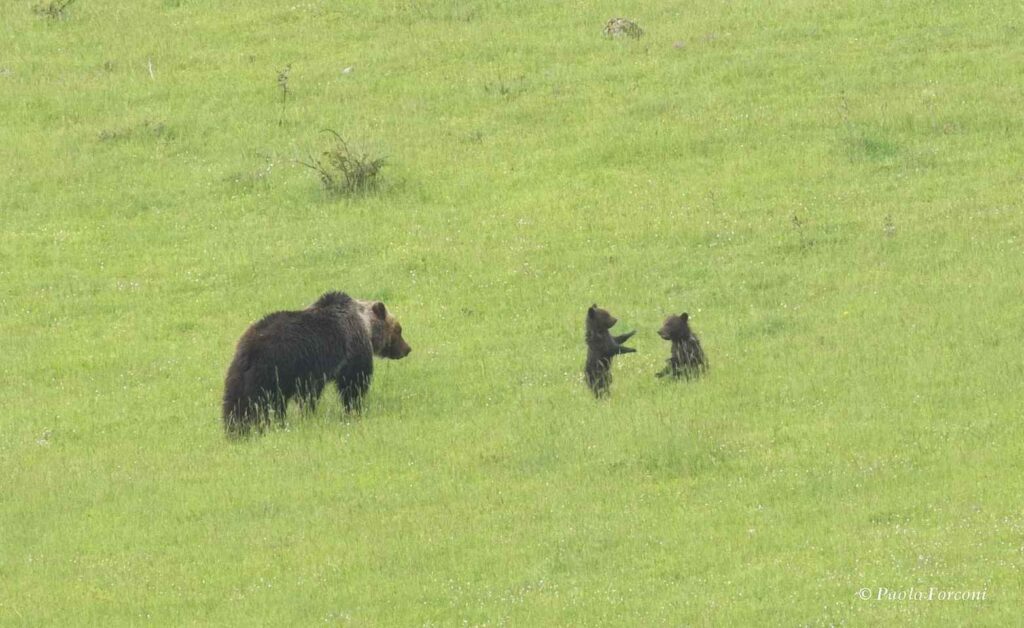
[681,312,689,322]
[587,305,596,319]
[372,302,388,319]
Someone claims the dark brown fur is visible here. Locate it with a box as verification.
[584,304,636,397]
[222,292,411,436]
[656,312,706,379]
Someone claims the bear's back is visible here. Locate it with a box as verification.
[236,304,357,375]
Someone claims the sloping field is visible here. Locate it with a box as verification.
[2,1,1022,624]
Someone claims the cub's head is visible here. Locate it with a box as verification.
[658,312,692,342]
[368,301,411,359]
[587,304,617,330]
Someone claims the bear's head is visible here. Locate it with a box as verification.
[658,312,692,341]
[369,301,412,359]
[587,304,617,330]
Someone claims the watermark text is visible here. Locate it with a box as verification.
[856,587,987,602]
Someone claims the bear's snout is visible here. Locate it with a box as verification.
[388,341,412,359]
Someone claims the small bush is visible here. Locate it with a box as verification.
[298,130,385,196]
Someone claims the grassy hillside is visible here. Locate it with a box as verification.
[2,0,1022,624]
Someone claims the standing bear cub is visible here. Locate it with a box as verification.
[584,304,636,397]
[656,312,707,379]
[222,292,411,436]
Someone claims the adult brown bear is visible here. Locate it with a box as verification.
[222,292,410,436]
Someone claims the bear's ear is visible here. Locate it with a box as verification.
[372,302,388,320]
[681,312,689,322]
[587,305,596,319]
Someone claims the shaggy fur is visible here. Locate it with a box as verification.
[656,312,707,379]
[222,292,410,436]
[584,304,636,397]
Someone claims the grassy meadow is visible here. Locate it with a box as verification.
[3,0,1023,624]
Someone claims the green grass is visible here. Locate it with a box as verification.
[3,0,1023,624]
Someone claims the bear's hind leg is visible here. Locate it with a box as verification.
[224,402,256,437]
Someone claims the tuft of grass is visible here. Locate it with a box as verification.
[846,134,900,162]
[836,91,901,164]
[276,63,291,127]
[298,130,385,196]
[603,17,644,39]
[484,74,527,99]
[32,0,76,19]
[97,120,172,143]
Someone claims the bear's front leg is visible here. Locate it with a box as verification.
[335,356,374,413]
[613,330,636,345]
[337,375,371,411]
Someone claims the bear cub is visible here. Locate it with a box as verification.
[656,312,707,379]
[584,304,636,397]
[222,292,411,436]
